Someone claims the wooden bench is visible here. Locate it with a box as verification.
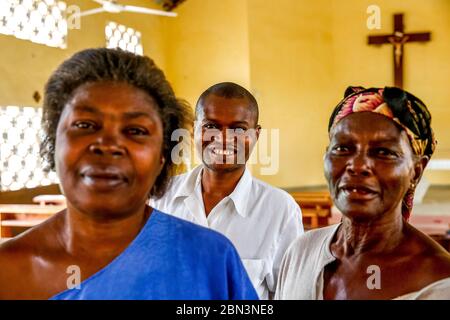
[0,204,65,238]
[32,194,66,206]
[290,191,333,230]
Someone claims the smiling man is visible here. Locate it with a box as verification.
[151,82,304,299]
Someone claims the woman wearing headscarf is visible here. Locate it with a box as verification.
[275,86,450,300]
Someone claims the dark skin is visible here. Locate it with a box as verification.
[322,112,450,300]
[195,94,260,215]
[0,82,165,299]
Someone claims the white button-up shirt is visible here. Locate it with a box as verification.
[150,165,304,299]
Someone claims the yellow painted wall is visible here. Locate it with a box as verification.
[246,0,334,187]
[163,0,251,107]
[0,0,168,107]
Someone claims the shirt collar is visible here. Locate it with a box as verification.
[173,165,253,218]
[172,165,203,199]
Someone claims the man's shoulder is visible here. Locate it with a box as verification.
[156,168,199,199]
[250,176,299,210]
[169,169,192,185]
[150,170,195,209]
[161,171,190,194]
[241,176,303,230]
[251,177,292,199]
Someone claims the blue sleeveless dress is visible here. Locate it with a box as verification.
[50,210,258,300]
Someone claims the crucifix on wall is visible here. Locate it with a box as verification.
[368,13,431,88]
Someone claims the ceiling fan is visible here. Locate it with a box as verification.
[77,0,177,18]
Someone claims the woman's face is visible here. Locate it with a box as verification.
[55,81,164,219]
[324,112,417,221]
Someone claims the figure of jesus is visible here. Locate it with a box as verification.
[388,32,410,67]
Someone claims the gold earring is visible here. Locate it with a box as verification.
[410,182,416,189]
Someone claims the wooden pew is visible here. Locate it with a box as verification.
[0,184,61,205]
[32,194,66,206]
[0,185,64,239]
[290,191,333,230]
[0,204,65,238]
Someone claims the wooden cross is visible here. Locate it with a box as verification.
[368,13,431,88]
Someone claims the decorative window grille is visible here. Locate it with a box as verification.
[105,21,143,55]
[0,106,58,191]
[0,0,68,49]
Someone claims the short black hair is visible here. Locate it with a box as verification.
[195,82,259,125]
[41,48,192,198]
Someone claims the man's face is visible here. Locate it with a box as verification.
[195,94,259,173]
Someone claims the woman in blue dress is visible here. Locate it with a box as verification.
[0,48,258,300]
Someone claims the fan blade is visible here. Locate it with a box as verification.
[75,7,107,17]
[122,5,177,17]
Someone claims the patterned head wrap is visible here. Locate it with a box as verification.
[328,86,436,220]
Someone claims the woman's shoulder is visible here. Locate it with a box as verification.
[0,219,58,298]
[284,224,340,260]
[396,277,450,300]
[0,212,63,265]
[406,223,450,258]
[294,224,339,247]
[419,247,450,279]
[416,277,450,299]
[405,223,450,281]
[1,223,45,256]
